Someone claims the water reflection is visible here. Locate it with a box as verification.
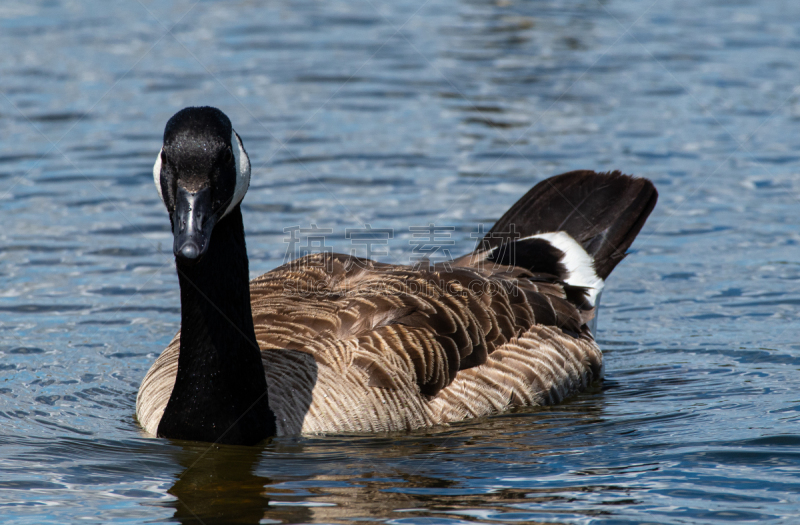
[159,398,608,524]
[164,441,311,525]
[253,397,608,523]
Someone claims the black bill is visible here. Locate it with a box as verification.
[172,186,217,264]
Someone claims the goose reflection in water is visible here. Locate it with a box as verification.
[161,394,608,524]
[164,443,310,525]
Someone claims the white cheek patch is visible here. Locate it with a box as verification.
[153,148,165,204]
[223,129,251,218]
[528,231,605,306]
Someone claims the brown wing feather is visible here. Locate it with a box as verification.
[245,252,592,399]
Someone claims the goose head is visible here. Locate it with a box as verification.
[153,106,251,264]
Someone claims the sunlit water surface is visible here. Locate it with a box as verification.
[1,0,799,523]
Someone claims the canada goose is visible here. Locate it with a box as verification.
[136,106,658,445]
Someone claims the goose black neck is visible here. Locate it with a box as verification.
[157,205,276,445]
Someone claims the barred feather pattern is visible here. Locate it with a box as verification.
[136,252,603,436]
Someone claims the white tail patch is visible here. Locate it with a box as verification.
[223,129,251,218]
[529,231,604,306]
[153,148,164,204]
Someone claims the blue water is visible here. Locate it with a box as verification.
[1,0,799,523]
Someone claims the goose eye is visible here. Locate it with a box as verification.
[222,147,233,164]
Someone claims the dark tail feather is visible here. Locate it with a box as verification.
[480,170,658,279]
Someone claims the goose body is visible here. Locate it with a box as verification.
[136,106,657,445]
